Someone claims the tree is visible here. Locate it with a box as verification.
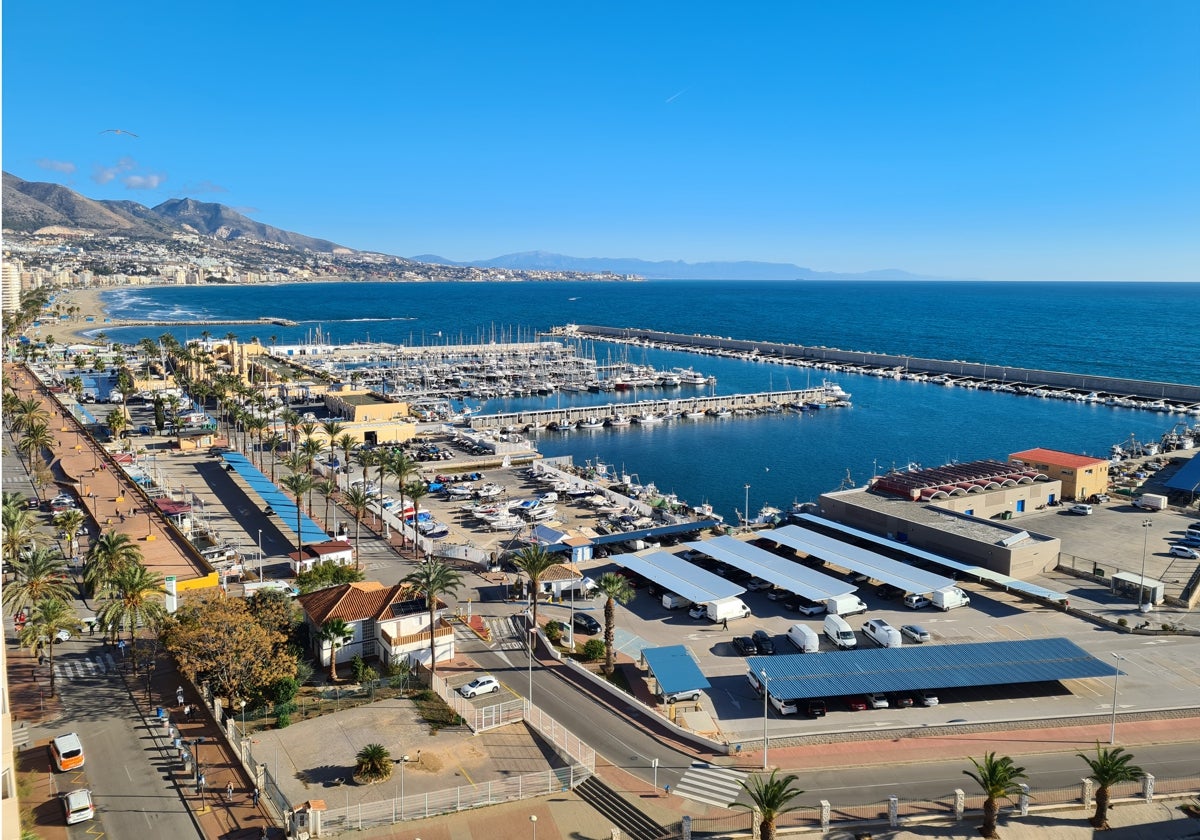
[511,545,560,640]
[106,409,129,440]
[2,504,49,563]
[85,531,144,597]
[405,481,428,545]
[97,561,168,674]
[19,597,81,697]
[315,479,339,530]
[263,432,286,482]
[163,593,297,704]
[731,770,805,840]
[336,433,357,476]
[594,572,635,675]
[295,563,364,594]
[353,743,392,784]
[342,486,372,570]
[246,588,298,639]
[385,452,416,550]
[280,472,314,560]
[402,558,462,675]
[963,752,1028,839]
[1078,744,1144,829]
[320,618,352,682]
[53,508,88,561]
[2,548,73,616]
[320,420,345,465]
[17,421,55,468]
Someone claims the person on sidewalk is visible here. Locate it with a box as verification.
[226,781,234,802]
[252,786,260,806]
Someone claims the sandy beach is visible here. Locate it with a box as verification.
[47,286,113,343]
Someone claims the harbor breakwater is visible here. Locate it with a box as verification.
[565,325,1200,405]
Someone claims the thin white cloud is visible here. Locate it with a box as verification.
[36,158,77,174]
[123,173,167,190]
[179,179,228,194]
[92,157,137,184]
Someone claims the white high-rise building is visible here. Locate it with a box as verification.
[1,258,23,313]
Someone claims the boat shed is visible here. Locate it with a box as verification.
[793,515,1068,603]
[749,637,1117,701]
[222,452,328,545]
[684,536,856,599]
[641,645,711,697]
[766,524,955,594]
[610,551,744,604]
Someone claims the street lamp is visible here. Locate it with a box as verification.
[744,483,751,529]
[1139,519,1152,612]
[239,699,247,734]
[398,753,410,819]
[528,628,536,704]
[530,814,537,839]
[1110,653,1125,745]
[258,529,263,580]
[761,668,770,770]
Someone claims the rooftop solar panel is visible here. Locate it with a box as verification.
[750,637,1115,699]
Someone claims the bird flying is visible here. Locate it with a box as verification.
[99,129,138,137]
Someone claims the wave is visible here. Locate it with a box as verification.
[295,317,418,323]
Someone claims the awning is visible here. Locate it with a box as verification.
[221,452,328,545]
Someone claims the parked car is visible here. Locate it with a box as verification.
[865,693,889,709]
[732,636,757,656]
[1068,504,1094,516]
[61,788,94,825]
[889,691,915,708]
[661,688,702,703]
[846,696,868,711]
[459,675,500,698]
[1088,493,1110,503]
[751,629,776,655]
[903,594,932,610]
[792,598,827,616]
[876,584,905,600]
[1170,545,1200,559]
[766,587,793,602]
[745,577,772,591]
[901,624,931,643]
[572,613,601,635]
[769,694,798,715]
[1178,535,1200,547]
[919,691,940,707]
[804,699,827,717]
[50,732,85,771]
[688,604,708,620]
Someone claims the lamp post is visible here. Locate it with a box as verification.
[398,753,409,819]
[530,814,537,839]
[1110,653,1125,745]
[1139,519,1152,612]
[258,529,263,580]
[528,628,536,704]
[239,699,247,734]
[761,668,770,770]
[744,483,751,529]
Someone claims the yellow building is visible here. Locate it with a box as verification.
[1009,448,1110,502]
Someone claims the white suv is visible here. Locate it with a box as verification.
[1068,504,1093,516]
[459,675,500,698]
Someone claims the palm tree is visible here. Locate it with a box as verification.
[320,618,352,682]
[85,531,144,597]
[300,437,324,512]
[263,432,286,482]
[19,597,81,697]
[2,504,49,563]
[594,571,635,675]
[963,752,1028,839]
[316,479,339,530]
[337,433,357,475]
[245,414,269,469]
[511,545,559,640]
[17,421,56,468]
[106,409,129,441]
[731,770,805,840]
[342,486,372,570]
[53,508,88,561]
[10,396,49,435]
[385,452,416,551]
[1078,743,1144,829]
[281,472,314,561]
[405,481,428,544]
[320,420,345,464]
[353,743,393,783]
[97,561,167,675]
[2,548,73,615]
[402,558,463,675]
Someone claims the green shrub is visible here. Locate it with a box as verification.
[361,666,380,685]
[276,712,291,728]
[351,655,367,683]
[272,676,300,705]
[582,639,606,661]
[544,621,564,643]
[1117,617,1128,627]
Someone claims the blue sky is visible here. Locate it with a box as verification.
[4,1,1197,281]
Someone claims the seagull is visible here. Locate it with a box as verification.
[99,129,139,137]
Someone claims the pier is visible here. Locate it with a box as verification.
[92,316,299,329]
[559,325,1200,407]
[466,386,844,430]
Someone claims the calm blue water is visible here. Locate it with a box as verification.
[98,280,1197,521]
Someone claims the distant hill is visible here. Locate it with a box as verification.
[2,172,345,252]
[410,249,948,281]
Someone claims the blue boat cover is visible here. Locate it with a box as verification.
[222,452,328,545]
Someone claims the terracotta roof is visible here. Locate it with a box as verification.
[1010,448,1108,469]
[287,540,354,562]
[541,563,582,582]
[297,581,420,624]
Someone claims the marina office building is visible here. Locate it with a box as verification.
[1008,447,1110,503]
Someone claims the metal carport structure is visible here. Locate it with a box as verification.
[609,551,745,604]
[222,452,328,544]
[748,637,1118,700]
[767,523,955,594]
[684,535,856,600]
[641,645,711,697]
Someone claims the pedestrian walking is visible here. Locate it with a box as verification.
[187,705,196,722]
[117,639,126,658]
[226,781,234,802]
[176,686,185,706]
[252,786,260,806]
[260,828,269,840]
[37,652,45,666]
[721,617,728,630]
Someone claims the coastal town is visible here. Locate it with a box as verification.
[5,268,1200,840]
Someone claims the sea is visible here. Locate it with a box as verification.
[97,280,1200,523]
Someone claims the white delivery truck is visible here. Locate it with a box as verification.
[706,597,751,623]
[862,618,903,648]
[1134,494,1167,511]
[662,592,692,610]
[786,623,820,653]
[931,587,971,611]
[823,614,857,649]
[824,593,868,616]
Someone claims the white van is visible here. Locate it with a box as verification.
[823,614,857,649]
[786,623,820,654]
[862,618,903,648]
[662,592,692,610]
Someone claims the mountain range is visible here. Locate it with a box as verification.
[4,171,946,280]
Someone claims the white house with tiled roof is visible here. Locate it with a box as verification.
[296,581,455,669]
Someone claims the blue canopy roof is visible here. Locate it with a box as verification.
[641,645,711,694]
[749,637,1117,700]
[685,536,856,599]
[610,551,744,604]
[1165,454,1200,493]
[222,452,328,545]
[768,523,956,593]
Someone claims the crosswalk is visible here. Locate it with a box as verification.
[53,653,120,682]
[672,761,749,808]
[484,616,530,650]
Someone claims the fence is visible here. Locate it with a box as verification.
[427,668,525,733]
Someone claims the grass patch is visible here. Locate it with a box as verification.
[412,689,463,731]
